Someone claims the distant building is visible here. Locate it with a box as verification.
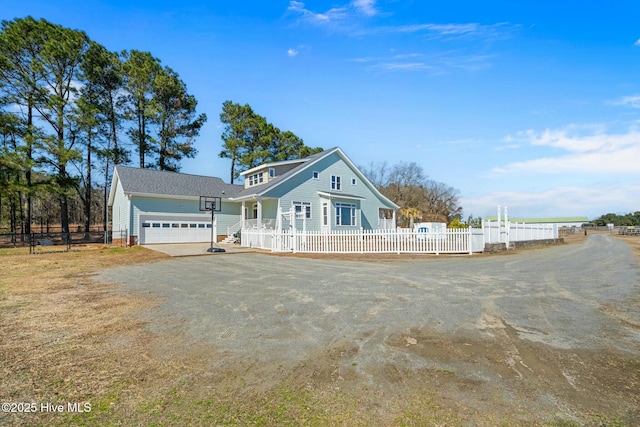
[484,216,590,229]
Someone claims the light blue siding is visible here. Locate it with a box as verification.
[111,179,130,238]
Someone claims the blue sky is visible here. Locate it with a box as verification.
[5,1,640,219]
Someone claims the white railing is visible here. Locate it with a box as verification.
[483,220,558,248]
[378,218,395,230]
[242,227,485,255]
[227,220,242,237]
[243,219,277,230]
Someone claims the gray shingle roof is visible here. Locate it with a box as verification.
[114,165,243,199]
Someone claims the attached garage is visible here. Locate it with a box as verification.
[109,166,243,246]
[139,215,214,244]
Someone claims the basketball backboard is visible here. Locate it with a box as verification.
[199,196,221,212]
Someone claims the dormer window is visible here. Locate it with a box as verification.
[248,172,264,186]
[269,168,276,178]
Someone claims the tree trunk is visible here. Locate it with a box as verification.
[84,134,92,237]
[58,121,70,234]
[25,103,33,235]
[138,107,145,168]
[230,155,235,184]
[159,120,166,170]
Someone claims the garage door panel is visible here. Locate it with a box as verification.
[139,216,214,244]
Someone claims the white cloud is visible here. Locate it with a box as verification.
[352,0,378,16]
[613,95,640,108]
[287,48,299,57]
[635,38,640,46]
[495,125,640,174]
[287,1,351,26]
[358,52,494,74]
[356,22,514,41]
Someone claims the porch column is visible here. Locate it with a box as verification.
[276,199,282,232]
[392,210,397,229]
[241,201,246,229]
[257,198,263,229]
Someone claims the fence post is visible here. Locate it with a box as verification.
[292,226,297,253]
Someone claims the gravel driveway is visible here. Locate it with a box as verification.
[93,234,640,422]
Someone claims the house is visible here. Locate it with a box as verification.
[108,147,398,245]
[233,147,398,233]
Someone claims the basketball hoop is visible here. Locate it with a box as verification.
[199,196,225,253]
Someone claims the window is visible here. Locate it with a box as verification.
[189,223,197,228]
[162,223,170,228]
[152,223,161,228]
[312,171,319,180]
[198,223,205,228]
[248,172,264,186]
[269,168,276,178]
[351,178,357,185]
[331,175,341,190]
[180,223,188,228]
[335,203,356,226]
[206,224,212,228]
[142,223,151,228]
[172,223,179,228]
[322,203,328,226]
[293,201,311,219]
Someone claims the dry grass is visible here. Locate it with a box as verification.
[0,246,171,425]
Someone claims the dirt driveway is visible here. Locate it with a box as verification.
[94,234,640,425]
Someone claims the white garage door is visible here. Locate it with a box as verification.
[139,216,214,244]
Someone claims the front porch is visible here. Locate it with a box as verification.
[235,199,396,234]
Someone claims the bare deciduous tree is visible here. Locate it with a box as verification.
[361,161,463,226]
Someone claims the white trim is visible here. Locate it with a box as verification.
[293,201,312,219]
[138,211,211,219]
[126,192,232,202]
[317,191,365,200]
[240,158,307,176]
[335,202,357,227]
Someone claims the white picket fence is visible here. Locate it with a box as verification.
[242,227,486,254]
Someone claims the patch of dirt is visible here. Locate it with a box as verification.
[383,323,640,423]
